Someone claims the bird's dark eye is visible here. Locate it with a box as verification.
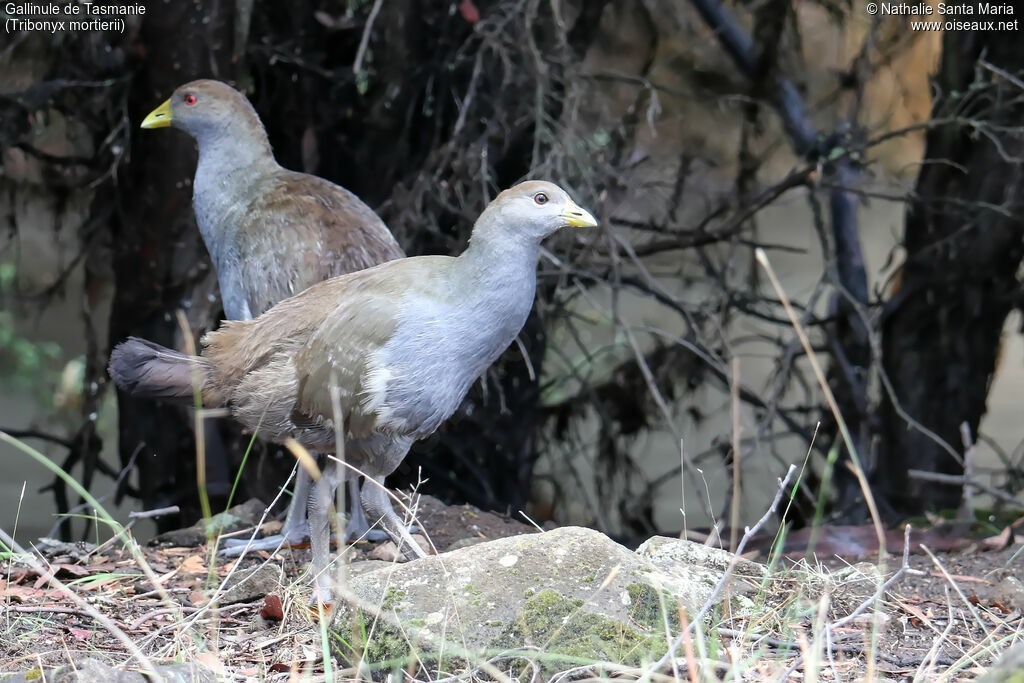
[534,193,549,205]
[184,94,197,105]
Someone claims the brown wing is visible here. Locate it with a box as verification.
[289,256,455,440]
[200,273,346,390]
[236,171,404,317]
[199,258,427,440]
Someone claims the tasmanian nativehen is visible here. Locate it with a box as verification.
[110,181,598,602]
[139,79,404,549]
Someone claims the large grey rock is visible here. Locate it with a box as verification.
[330,526,762,674]
[48,658,143,683]
[636,535,766,605]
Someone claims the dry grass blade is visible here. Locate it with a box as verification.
[0,432,181,609]
[921,544,992,634]
[283,438,322,482]
[754,248,887,562]
[652,463,797,673]
[0,528,153,670]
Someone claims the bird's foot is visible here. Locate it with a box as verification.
[306,579,335,617]
[366,533,431,562]
[345,521,422,544]
[218,523,311,556]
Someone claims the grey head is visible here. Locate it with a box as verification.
[140,79,271,157]
[468,180,598,248]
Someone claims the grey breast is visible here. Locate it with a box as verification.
[373,283,535,439]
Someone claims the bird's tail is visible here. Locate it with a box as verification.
[108,337,223,406]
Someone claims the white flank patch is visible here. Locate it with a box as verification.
[360,355,395,420]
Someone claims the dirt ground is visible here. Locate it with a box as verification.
[888,545,1022,673]
[766,543,1023,679]
[1,496,1021,679]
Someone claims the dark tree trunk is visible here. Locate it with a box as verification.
[108,0,237,527]
[875,22,1024,514]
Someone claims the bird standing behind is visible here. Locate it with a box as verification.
[137,79,404,550]
[110,181,598,603]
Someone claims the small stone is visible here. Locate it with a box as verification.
[447,537,486,551]
[368,535,431,562]
[992,576,1024,611]
[219,564,285,604]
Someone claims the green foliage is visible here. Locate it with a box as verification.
[0,262,65,406]
[0,310,62,398]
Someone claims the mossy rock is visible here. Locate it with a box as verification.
[329,527,764,675]
[494,587,678,673]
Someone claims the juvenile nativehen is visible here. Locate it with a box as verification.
[139,79,404,550]
[109,181,598,603]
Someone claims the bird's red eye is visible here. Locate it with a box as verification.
[184,94,197,105]
[534,193,549,205]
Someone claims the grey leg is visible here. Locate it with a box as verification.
[344,477,371,539]
[343,476,421,543]
[281,466,312,541]
[308,459,340,605]
[361,476,427,561]
[219,465,312,555]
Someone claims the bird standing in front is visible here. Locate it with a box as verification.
[137,79,404,552]
[110,181,598,603]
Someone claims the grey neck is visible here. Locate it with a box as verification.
[449,225,542,361]
[190,122,277,263]
[457,225,542,295]
[193,124,277,190]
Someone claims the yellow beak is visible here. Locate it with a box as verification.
[561,201,598,228]
[141,98,173,129]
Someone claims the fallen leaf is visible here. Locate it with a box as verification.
[313,10,356,30]
[0,581,49,601]
[991,599,1012,614]
[4,568,31,583]
[67,627,94,641]
[368,535,431,562]
[195,652,226,674]
[180,555,206,574]
[261,520,283,535]
[982,525,1013,550]
[927,572,993,584]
